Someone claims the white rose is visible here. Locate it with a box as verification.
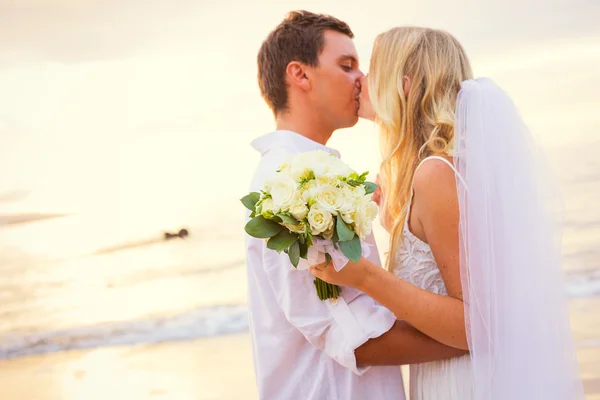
[314,184,344,213]
[299,177,326,203]
[289,200,309,221]
[286,152,318,180]
[306,151,331,176]
[284,222,306,234]
[300,187,311,204]
[322,223,334,240]
[353,184,366,199]
[288,167,313,183]
[363,199,379,221]
[310,175,331,186]
[354,199,379,239]
[262,179,273,193]
[288,150,345,177]
[269,175,298,211]
[324,157,354,177]
[285,150,355,180]
[307,204,334,236]
[354,214,368,239]
[340,182,355,197]
[277,162,291,173]
[260,198,279,218]
[339,185,359,216]
[341,211,356,225]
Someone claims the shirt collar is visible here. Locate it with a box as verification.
[251,130,341,158]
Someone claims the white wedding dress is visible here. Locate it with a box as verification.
[393,156,474,400]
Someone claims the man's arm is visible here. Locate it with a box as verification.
[355,320,468,367]
[259,242,396,375]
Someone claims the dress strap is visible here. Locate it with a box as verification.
[415,156,467,188]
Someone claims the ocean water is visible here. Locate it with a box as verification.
[0,140,599,360]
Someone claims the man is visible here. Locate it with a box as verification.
[246,10,466,399]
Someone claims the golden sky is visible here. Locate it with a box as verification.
[0,0,599,223]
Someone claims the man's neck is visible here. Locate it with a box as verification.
[276,113,333,146]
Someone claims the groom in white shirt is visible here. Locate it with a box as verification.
[246,10,466,400]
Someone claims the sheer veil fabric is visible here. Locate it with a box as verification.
[453,78,585,399]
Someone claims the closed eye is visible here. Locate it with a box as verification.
[341,65,352,72]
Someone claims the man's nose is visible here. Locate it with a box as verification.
[355,73,364,89]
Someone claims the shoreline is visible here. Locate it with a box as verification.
[0,333,599,399]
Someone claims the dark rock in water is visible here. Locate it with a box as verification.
[178,228,189,238]
[163,228,189,240]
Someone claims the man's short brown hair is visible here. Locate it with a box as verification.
[257,10,354,115]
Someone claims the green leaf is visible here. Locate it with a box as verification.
[340,235,362,262]
[363,181,378,195]
[306,233,314,247]
[298,240,308,259]
[240,192,261,211]
[289,240,300,267]
[331,228,339,244]
[244,216,283,238]
[336,214,355,242]
[267,230,299,253]
[263,210,277,220]
[277,213,301,225]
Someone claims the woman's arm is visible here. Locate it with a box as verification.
[349,256,467,350]
[311,160,468,349]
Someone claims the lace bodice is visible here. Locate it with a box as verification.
[393,219,448,295]
[391,156,466,295]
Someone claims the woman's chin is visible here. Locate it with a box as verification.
[358,112,375,122]
[357,108,375,121]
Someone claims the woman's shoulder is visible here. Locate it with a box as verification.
[413,155,457,195]
[412,155,460,226]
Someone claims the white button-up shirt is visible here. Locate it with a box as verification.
[245,130,405,400]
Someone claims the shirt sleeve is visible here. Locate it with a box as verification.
[261,245,396,375]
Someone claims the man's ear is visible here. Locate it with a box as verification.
[286,61,311,91]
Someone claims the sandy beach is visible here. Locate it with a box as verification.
[0,334,257,400]
[0,331,598,400]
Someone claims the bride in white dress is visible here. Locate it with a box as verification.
[394,155,473,399]
[311,27,584,399]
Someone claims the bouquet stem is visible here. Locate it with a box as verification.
[313,277,341,300]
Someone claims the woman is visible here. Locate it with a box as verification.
[310,27,584,399]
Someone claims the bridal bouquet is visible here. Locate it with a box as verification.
[241,150,379,300]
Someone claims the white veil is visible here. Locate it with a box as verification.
[454,78,585,399]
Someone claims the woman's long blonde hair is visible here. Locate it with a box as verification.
[369,27,473,271]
